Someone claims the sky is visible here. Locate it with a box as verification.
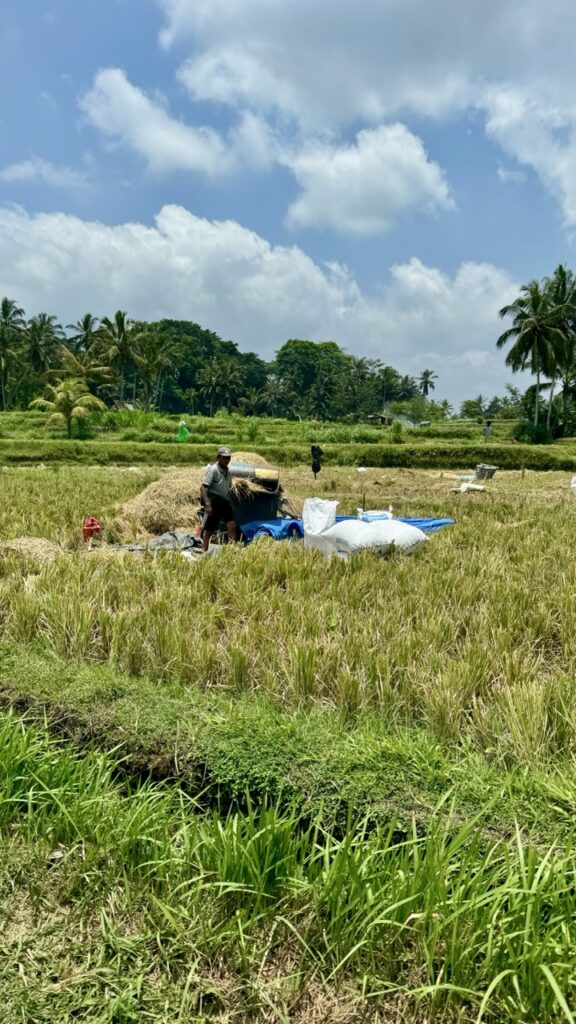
[1,0,575,405]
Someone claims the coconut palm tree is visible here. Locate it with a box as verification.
[198,360,244,415]
[26,313,64,375]
[197,362,224,417]
[100,311,144,401]
[397,375,419,400]
[376,365,402,404]
[66,314,101,356]
[305,370,337,419]
[29,378,106,438]
[259,376,300,418]
[544,265,576,428]
[418,369,438,397]
[497,281,563,427]
[132,325,176,411]
[45,342,113,392]
[0,297,26,410]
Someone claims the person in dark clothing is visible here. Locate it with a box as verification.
[311,444,324,480]
[200,446,238,551]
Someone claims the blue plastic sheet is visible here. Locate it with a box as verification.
[241,519,304,543]
[397,517,454,533]
[336,514,453,533]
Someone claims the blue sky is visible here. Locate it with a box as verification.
[1,0,575,404]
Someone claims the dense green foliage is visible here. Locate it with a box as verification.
[0,298,453,423]
[0,296,526,431]
[7,264,576,439]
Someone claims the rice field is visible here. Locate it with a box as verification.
[2,461,576,1020]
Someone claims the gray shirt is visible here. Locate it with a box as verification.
[202,462,232,502]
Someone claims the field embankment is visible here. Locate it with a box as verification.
[2,437,576,470]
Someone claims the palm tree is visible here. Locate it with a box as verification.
[305,370,337,419]
[418,369,437,397]
[29,378,106,438]
[46,342,113,392]
[197,362,224,416]
[376,365,402,404]
[397,375,419,400]
[237,387,262,417]
[132,326,176,411]
[0,297,26,410]
[66,314,101,356]
[100,311,143,401]
[26,313,64,375]
[497,281,563,427]
[545,265,576,429]
[198,360,244,415]
[258,376,299,418]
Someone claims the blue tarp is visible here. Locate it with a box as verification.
[336,515,454,533]
[241,516,452,544]
[397,517,454,533]
[241,519,304,542]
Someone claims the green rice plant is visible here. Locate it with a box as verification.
[5,710,576,1021]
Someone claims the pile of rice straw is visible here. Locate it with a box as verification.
[0,537,62,565]
[115,452,301,536]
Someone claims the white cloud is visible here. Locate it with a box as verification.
[80,68,228,176]
[483,85,576,225]
[284,125,454,235]
[159,0,576,123]
[0,203,518,403]
[79,68,275,178]
[0,158,87,190]
[80,69,451,235]
[164,0,481,125]
[155,0,576,226]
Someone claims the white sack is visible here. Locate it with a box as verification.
[303,498,339,553]
[318,519,427,559]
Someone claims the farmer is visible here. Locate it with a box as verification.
[483,420,493,442]
[200,446,238,551]
[177,419,190,442]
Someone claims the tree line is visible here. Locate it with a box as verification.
[2,281,565,433]
[0,298,449,422]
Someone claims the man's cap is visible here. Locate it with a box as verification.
[217,446,232,457]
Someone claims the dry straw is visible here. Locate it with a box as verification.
[0,537,62,565]
[115,451,301,536]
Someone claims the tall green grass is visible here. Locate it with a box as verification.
[0,409,503,445]
[2,710,576,1023]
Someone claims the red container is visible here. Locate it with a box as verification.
[82,517,101,542]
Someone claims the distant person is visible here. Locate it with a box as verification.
[177,419,190,442]
[311,444,324,480]
[200,446,238,551]
[483,421,493,442]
